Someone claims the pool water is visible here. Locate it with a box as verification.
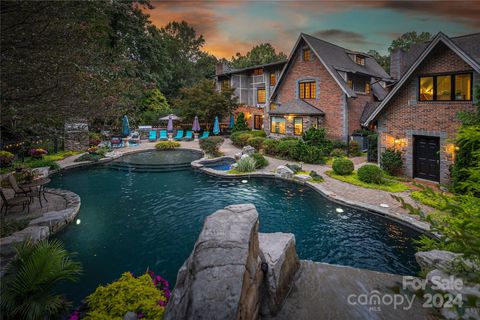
[49,166,421,304]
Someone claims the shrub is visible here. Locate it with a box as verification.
[286,163,302,173]
[309,170,324,182]
[357,164,384,184]
[155,141,180,150]
[75,153,103,163]
[250,130,267,138]
[237,133,254,147]
[84,272,169,320]
[250,153,268,169]
[236,156,256,173]
[330,148,346,158]
[28,148,48,159]
[367,133,378,162]
[332,140,347,150]
[277,140,298,158]
[44,151,79,161]
[199,136,224,157]
[380,148,403,175]
[302,127,333,155]
[292,141,326,164]
[263,138,279,155]
[280,137,298,141]
[326,170,409,192]
[0,151,15,167]
[25,158,60,170]
[348,140,361,156]
[451,125,480,197]
[232,112,249,132]
[246,137,265,150]
[332,158,354,175]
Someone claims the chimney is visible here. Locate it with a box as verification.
[215,60,232,76]
[390,48,405,80]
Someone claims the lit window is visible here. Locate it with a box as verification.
[347,79,353,89]
[299,81,316,99]
[419,76,434,101]
[253,68,263,75]
[303,48,310,61]
[436,75,451,101]
[270,116,286,134]
[294,117,303,135]
[270,73,276,86]
[355,55,365,65]
[365,82,371,94]
[257,88,266,104]
[221,80,230,91]
[455,74,472,101]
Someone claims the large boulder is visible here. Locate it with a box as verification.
[415,250,462,272]
[275,166,294,179]
[242,145,256,156]
[164,204,264,320]
[259,232,300,317]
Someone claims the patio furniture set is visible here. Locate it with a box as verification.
[0,173,50,215]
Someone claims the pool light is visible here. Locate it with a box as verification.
[336,208,344,213]
[76,219,81,225]
[242,180,248,184]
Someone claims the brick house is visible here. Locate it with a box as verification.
[215,60,286,130]
[268,33,390,140]
[362,32,480,184]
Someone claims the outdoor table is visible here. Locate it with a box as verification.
[20,177,51,207]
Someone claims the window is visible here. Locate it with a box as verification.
[355,55,365,66]
[254,115,263,130]
[253,68,264,75]
[270,73,276,86]
[299,81,316,99]
[294,117,303,135]
[303,48,310,61]
[365,82,371,94]
[347,79,353,89]
[221,80,230,91]
[419,73,472,101]
[270,116,286,134]
[257,88,266,104]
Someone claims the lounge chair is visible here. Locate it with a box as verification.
[173,130,184,140]
[0,188,30,214]
[148,130,157,142]
[200,131,209,139]
[184,131,193,141]
[159,130,168,140]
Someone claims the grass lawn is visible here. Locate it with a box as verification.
[325,170,410,193]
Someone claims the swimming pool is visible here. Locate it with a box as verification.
[49,154,421,304]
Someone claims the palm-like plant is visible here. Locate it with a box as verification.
[0,239,82,319]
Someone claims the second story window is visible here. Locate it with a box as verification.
[419,73,472,101]
[257,88,266,104]
[355,55,365,65]
[253,68,264,76]
[303,48,310,61]
[299,81,316,99]
[347,79,353,89]
[365,82,371,94]
[270,73,276,86]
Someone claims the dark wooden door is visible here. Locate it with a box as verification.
[414,136,440,181]
[254,115,262,130]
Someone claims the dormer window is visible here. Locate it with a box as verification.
[303,48,310,61]
[253,68,263,75]
[355,55,365,66]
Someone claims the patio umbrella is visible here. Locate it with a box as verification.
[213,116,220,135]
[192,115,200,132]
[159,114,181,121]
[228,114,235,129]
[167,115,174,132]
[122,115,130,136]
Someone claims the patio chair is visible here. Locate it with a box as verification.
[111,137,124,148]
[159,130,168,140]
[184,131,193,141]
[173,130,184,140]
[7,174,41,207]
[130,132,141,145]
[0,188,30,214]
[148,130,157,142]
[199,131,210,139]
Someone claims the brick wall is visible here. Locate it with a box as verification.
[274,40,346,140]
[377,42,478,184]
[347,94,374,136]
[234,105,265,130]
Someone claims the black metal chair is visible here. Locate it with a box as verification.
[0,188,30,215]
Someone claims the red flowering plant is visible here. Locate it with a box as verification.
[28,148,48,159]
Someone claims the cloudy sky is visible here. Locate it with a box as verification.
[144,0,480,58]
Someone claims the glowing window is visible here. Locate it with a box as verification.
[303,48,310,61]
[365,82,371,94]
[436,75,451,101]
[299,81,316,99]
[455,74,472,101]
[270,116,286,134]
[257,88,266,104]
[270,73,276,86]
[294,117,303,136]
[419,76,434,101]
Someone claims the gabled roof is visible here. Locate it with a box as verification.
[360,101,380,124]
[362,32,480,126]
[269,99,325,116]
[216,60,287,77]
[271,33,391,100]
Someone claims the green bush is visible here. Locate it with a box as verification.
[332,140,347,150]
[250,153,268,169]
[277,140,298,158]
[199,136,224,157]
[263,139,279,155]
[292,141,326,164]
[286,163,302,173]
[155,141,180,150]
[0,151,15,167]
[302,127,333,155]
[25,158,60,169]
[236,156,256,173]
[232,112,249,132]
[326,170,409,192]
[348,140,361,156]
[85,272,168,320]
[309,170,324,182]
[280,137,298,141]
[451,125,480,197]
[250,130,267,138]
[246,137,265,150]
[380,148,403,175]
[44,150,80,161]
[332,158,354,175]
[330,148,346,158]
[367,133,378,162]
[357,164,384,184]
[75,153,103,163]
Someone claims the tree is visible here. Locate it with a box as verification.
[367,49,390,73]
[388,31,432,53]
[232,113,249,132]
[175,80,237,129]
[0,239,82,319]
[231,43,287,69]
[137,88,172,126]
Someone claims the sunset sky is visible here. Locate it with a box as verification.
[144,0,480,58]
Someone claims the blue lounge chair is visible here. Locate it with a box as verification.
[159,130,168,140]
[173,130,184,140]
[148,130,157,142]
[200,131,209,139]
[184,131,193,141]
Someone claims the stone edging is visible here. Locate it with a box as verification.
[0,188,81,260]
[193,160,431,235]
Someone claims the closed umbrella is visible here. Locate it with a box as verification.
[122,115,130,137]
[228,114,234,129]
[213,116,220,135]
[192,115,200,132]
[167,115,173,132]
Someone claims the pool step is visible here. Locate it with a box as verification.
[107,162,191,172]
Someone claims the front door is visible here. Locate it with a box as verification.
[414,136,440,182]
[254,115,262,130]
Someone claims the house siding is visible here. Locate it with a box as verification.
[377,42,478,184]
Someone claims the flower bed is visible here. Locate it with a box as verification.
[325,170,409,193]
